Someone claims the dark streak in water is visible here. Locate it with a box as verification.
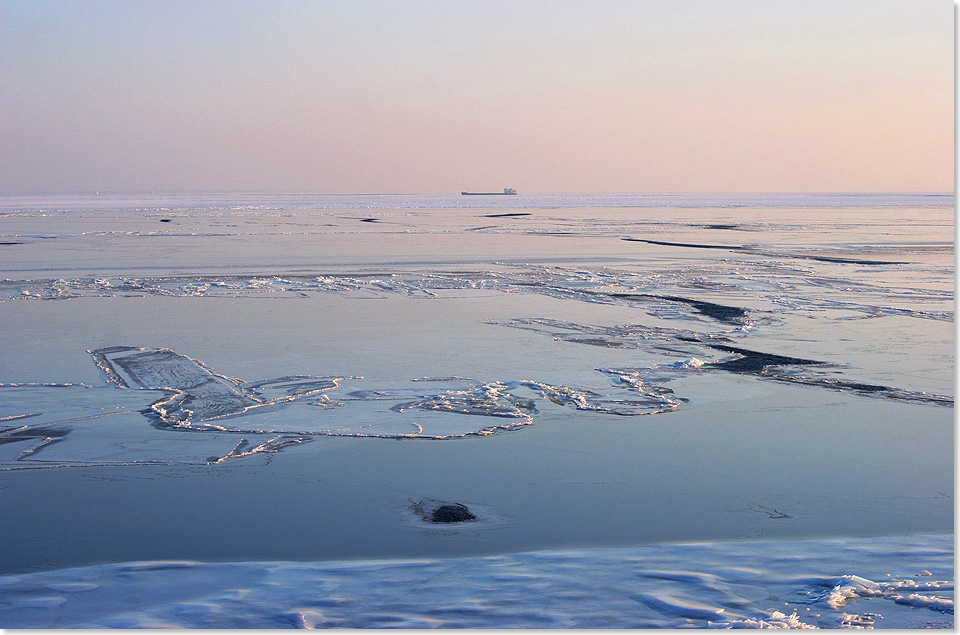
[622,238,742,251]
[652,295,750,325]
[705,344,952,406]
[791,254,908,265]
[768,375,954,406]
[604,293,750,325]
[568,338,627,348]
[621,238,907,265]
[0,427,71,444]
[705,344,824,374]
[497,319,949,406]
[750,505,793,519]
[0,425,71,463]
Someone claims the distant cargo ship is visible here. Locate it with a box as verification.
[461,188,517,196]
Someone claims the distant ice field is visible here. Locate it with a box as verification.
[0,193,953,628]
[1,191,952,214]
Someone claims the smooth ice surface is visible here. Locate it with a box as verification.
[0,193,953,627]
[0,534,952,629]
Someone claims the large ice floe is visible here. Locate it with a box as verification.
[0,345,681,469]
[0,534,951,628]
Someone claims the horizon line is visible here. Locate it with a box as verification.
[0,190,953,198]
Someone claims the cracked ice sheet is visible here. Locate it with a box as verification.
[0,383,166,428]
[0,353,681,469]
[0,384,283,468]
[0,198,953,582]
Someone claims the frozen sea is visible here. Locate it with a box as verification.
[0,192,953,628]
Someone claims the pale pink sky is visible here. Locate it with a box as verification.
[0,0,953,194]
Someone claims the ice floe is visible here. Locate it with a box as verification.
[0,346,683,469]
[2,262,951,326]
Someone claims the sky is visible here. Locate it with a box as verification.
[0,0,953,194]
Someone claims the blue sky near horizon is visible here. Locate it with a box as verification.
[0,0,953,194]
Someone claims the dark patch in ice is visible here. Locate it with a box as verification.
[435,504,476,523]
[574,338,627,347]
[358,217,380,223]
[703,345,952,406]
[158,219,172,223]
[622,237,744,251]
[767,376,954,406]
[118,562,196,572]
[701,344,952,405]
[622,238,908,265]
[0,426,70,443]
[0,425,70,462]
[701,224,739,230]
[483,212,532,218]
[705,344,824,374]
[792,254,907,265]
[0,425,71,463]
[431,504,476,523]
[0,241,23,245]
[648,295,750,325]
[497,317,951,407]
[411,500,477,523]
[749,505,793,519]
[602,293,750,325]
